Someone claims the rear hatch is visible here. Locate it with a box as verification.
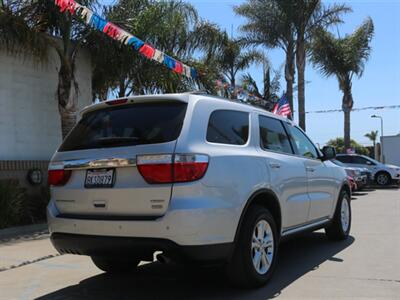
[49,100,187,218]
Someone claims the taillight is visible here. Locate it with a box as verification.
[106,98,128,105]
[48,169,71,186]
[137,155,174,183]
[137,154,209,184]
[173,154,209,182]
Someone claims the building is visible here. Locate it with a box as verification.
[0,47,92,193]
[381,134,400,166]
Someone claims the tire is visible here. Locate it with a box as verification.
[91,256,140,273]
[226,205,278,288]
[325,191,351,240]
[375,172,391,186]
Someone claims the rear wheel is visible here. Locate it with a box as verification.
[91,256,140,273]
[375,172,390,186]
[325,191,351,240]
[226,205,278,288]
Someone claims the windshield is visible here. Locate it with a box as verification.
[59,101,187,151]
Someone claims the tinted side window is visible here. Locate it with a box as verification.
[336,156,352,163]
[287,126,318,158]
[352,156,375,165]
[206,110,249,145]
[259,116,293,154]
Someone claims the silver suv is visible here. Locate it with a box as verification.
[47,93,351,288]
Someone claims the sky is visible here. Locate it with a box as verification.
[102,0,400,146]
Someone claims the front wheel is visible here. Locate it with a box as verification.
[375,172,391,186]
[91,256,140,273]
[325,191,351,240]
[226,205,278,288]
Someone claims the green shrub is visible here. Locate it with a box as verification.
[0,180,27,229]
[26,186,50,223]
[326,137,369,155]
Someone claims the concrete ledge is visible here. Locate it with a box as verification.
[0,223,48,241]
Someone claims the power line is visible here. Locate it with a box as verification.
[303,104,400,114]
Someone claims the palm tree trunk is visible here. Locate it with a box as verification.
[296,36,306,130]
[118,79,126,98]
[284,41,295,118]
[342,90,353,150]
[57,60,78,139]
[230,70,237,100]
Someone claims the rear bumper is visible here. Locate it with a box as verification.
[47,197,239,247]
[50,232,233,262]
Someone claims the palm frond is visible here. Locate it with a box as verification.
[310,17,374,90]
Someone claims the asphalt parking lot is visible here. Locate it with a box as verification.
[0,187,399,300]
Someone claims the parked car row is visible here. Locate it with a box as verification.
[335,154,400,188]
[45,93,399,288]
[330,159,372,191]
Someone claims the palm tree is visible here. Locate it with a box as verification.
[235,0,349,128]
[214,37,263,99]
[90,0,225,99]
[289,0,350,130]
[1,0,97,138]
[311,18,374,149]
[365,130,378,148]
[235,0,296,113]
[241,58,282,109]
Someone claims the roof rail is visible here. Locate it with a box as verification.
[185,90,272,113]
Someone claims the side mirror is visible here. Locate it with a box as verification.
[321,146,336,161]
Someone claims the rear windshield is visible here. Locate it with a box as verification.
[59,101,187,151]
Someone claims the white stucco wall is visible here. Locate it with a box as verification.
[382,135,400,166]
[0,47,92,160]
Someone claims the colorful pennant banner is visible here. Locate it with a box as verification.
[54,0,198,79]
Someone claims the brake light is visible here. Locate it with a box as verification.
[137,154,209,184]
[48,169,71,186]
[106,98,128,105]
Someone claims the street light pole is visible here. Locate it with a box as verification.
[371,115,384,163]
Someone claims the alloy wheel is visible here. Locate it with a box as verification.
[251,220,274,275]
[340,198,350,233]
[376,173,389,186]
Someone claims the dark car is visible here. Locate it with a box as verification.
[331,159,369,190]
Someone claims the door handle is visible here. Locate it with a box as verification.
[306,167,315,172]
[269,163,281,169]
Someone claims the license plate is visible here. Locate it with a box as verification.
[85,169,115,188]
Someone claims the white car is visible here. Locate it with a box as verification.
[336,154,400,186]
[47,93,351,288]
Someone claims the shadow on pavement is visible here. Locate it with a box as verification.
[351,192,368,197]
[375,185,399,190]
[37,232,354,300]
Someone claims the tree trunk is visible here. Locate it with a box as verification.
[230,71,237,100]
[284,40,295,118]
[118,79,126,98]
[57,61,78,139]
[296,36,306,130]
[342,90,353,150]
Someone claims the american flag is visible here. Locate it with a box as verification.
[272,95,292,117]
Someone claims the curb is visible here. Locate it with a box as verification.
[0,223,48,241]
